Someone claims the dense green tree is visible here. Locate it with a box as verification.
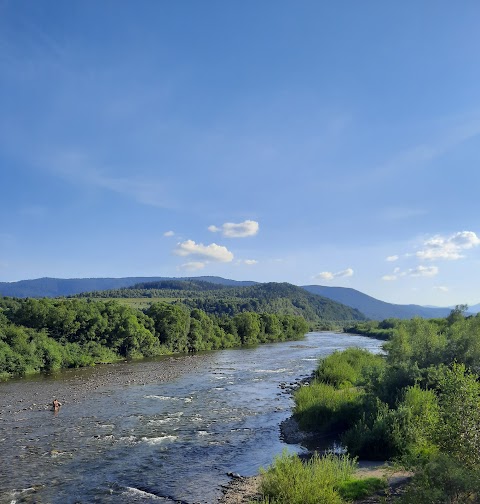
[146,303,190,352]
[234,312,261,345]
[0,295,310,379]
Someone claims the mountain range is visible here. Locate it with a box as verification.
[0,276,468,321]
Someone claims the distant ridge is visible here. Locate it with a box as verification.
[469,303,480,314]
[301,285,452,320]
[0,275,464,320]
[0,276,256,298]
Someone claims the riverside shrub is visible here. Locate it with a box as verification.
[294,382,364,432]
[316,347,385,388]
[259,451,356,504]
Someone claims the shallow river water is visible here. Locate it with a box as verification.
[0,332,383,504]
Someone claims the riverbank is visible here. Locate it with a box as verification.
[218,458,412,504]
[218,475,262,503]
[0,354,203,415]
[217,381,412,504]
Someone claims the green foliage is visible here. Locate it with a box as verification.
[146,303,190,353]
[294,382,364,432]
[234,312,261,346]
[445,315,480,372]
[259,450,356,504]
[292,312,480,501]
[316,348,386,388]
[75,280,367,325]
[342,386,440,461]
[0,296,309,379]
[385,318,447,369]
[435,363,480,469]
[341,400,398,460]
[400,454,480,504]
[345,320,398,340]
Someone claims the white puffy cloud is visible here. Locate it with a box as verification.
[174,240,234,262]
[416,231,480,261]
[180,261,206,271]
[241,259,258,266]
[208,220,259,238]
[434,286,449,292]
[163,230,175,237]
[386,255,399,262]
[314,268,353,281]
[408,265,439,277]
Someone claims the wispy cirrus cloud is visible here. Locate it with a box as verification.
[409,265,439,277]
[174,240,234,263]
[237,259,258,266]
[208,220,259,238]
[179,261,206,271]
[46,150,171,208]
[314,268,353,281]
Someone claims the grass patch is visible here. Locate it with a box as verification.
[337,477,387,500]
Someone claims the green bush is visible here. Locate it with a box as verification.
[259,451,356,504]
[316,348,386,389]
[294,382,364,432]
[400,454,480,504]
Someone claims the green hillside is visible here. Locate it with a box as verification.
[76,280,366,327]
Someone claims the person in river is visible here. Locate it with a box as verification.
[52,399,62,411]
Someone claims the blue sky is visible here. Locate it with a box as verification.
[1,1,480,306]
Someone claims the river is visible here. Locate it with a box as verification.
[0,332,383,504]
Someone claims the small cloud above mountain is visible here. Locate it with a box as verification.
[314,268,353,281]
[238,259,258,266]
[179,261,206,271]
[383,265,439,281]
[208,220,259,238]
[174,240,234,262]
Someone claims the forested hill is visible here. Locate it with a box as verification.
[302,284,452,320]
[76,280,366,325]
[0,276,256,298]
[0,275,460,321]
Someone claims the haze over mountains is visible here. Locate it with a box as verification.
[0,276,468,320]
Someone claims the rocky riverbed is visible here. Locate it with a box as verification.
[0,354,203,416]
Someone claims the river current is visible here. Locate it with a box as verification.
[0,332,383,504]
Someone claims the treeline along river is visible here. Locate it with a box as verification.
[0,332,383,504]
